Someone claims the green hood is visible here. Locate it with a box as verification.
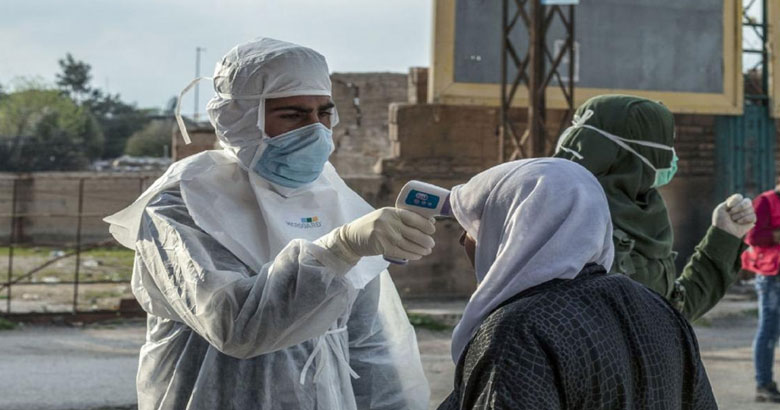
[553,94,676,259]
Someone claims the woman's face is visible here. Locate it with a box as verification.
[459,230,477,269]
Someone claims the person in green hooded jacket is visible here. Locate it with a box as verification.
[553,94,757,321]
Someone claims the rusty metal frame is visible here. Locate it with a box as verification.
[1,175,150,315]
[499,0,576,161]
[6,178,17,313]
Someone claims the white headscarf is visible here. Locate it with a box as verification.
[449,158,615,363]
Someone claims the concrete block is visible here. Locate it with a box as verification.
[331,72,407,177]
[408,67,429,104]
[389,103,500,165]
[173,126,218,161]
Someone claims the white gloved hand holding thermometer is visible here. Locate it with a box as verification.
[316,207,436,265]
[712,193,756,238]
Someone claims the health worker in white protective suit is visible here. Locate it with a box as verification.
[104,38,432,410]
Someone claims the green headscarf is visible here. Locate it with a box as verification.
[553,94,676,259]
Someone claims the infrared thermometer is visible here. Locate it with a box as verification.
[385,180,452,265]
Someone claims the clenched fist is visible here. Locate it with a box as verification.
[712,194,756,238]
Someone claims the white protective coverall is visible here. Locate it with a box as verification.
[104,38,429,410]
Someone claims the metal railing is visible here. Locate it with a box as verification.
[1,174,152,314]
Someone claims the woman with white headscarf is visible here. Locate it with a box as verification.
[438,159,716,410]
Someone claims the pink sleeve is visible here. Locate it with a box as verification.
[746,194,776,247]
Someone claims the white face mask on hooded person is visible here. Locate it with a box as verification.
[174,39,340,189]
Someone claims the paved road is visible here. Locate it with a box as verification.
[0,298,777,410]
[0,321,143,410]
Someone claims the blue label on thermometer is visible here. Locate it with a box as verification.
[405,190,440,209]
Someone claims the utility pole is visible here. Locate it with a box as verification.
[527,0,546,158]
[194,47,206,122]
[498,0,577,161]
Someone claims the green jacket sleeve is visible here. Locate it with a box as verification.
[675,226,745,321]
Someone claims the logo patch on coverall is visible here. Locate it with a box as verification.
[286,216,322,229]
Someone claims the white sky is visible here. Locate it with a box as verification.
[0,0,433,114]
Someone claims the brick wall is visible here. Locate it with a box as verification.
[674,115,718,178]
[387,103,500,172]
[662,114,720,272]
[0,173,161,244]
[172,126,220,161]
[330,72,408,176]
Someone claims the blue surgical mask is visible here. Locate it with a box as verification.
[252,123,334,188]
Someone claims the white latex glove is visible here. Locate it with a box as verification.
[315,207,436,265]
[711,193,756,238]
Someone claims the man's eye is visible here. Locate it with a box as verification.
[280,113,302,119]
[319,111,333,117]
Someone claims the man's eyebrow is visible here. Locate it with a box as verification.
[270,105,313,113]
[270,102,334,113]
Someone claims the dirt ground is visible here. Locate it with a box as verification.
[0,246,135,312]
